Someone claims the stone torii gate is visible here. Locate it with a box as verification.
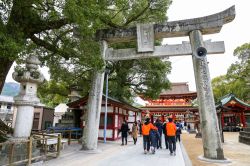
[82,6,235,161]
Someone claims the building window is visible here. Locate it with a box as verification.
[7,104,11,110]
[100,115,113,127]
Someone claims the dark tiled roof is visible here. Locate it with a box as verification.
[160,82,196,95]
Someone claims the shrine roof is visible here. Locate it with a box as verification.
[161,82,195,95]
[216,93,250,110]
[67,95,142,112]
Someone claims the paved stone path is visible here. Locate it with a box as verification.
[44,137,187,166]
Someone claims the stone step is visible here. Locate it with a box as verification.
[243,127,250,132]
[239,135,250,145]
[239,131,250,137]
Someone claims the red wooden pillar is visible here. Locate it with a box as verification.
[221,112,224,128]
[112,107,115,140]
[241,111,246,127]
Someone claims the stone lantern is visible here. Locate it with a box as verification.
[12,55,44,139]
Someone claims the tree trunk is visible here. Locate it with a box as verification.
[81,41,107,150]
[0,58,14,93]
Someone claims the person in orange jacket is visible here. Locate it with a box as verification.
[142,117,157,154]
[166,117,177,156]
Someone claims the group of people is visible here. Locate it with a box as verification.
[119,120,141,145]
[119,116,182,156]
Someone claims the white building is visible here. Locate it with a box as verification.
[0,95,16,126]
[53,103,68,126]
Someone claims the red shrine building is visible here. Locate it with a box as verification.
[216,93,250,131]
[64,95,142,141]
[141,82,199,129]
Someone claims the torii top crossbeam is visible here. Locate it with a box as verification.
[96,6,235,43]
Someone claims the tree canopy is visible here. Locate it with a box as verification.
[212,43,250,103]
[0,0,173,106]
[0,0,172,93]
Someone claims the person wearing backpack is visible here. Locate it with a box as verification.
[142,117,157,154]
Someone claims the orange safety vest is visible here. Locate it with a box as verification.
[166,122,177,136]
[142,123,157,136]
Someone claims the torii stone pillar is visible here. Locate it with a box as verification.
[12,55,44,139]
[82,41,107,150]
[79,6,236,157]
[189,30,224,159]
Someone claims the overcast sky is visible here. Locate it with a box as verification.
[164,0,250,91]
[6,0,250,93]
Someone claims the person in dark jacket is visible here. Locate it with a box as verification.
[138,120,142,137]
[154,118,163,149]
[149,129,159,154]
[120,120,129,145]
[176,127,182,142]
[162,119,169,149]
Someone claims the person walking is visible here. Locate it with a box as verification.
[154,118,163,149]
[132,121,139,145]
[176,126,182,142]
[162,119,169,149]
[120,120,129,145]
[138,120,142,137]
[166,117,177,156]
[142,118,157,154]
[187,123,191,133]
[184,121,187,130]
[149,129,159,154]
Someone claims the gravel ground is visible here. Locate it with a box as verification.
[182,132,250,166]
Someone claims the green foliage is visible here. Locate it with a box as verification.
[0,0,173,104]
[212,43,250,103]
[37,80,69,107]
[106,58,171,103]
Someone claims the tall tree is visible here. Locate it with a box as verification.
[212,43,250,103]
[106,58,171,103]
[0,0,172,93]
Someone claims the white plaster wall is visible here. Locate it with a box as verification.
[114,129,118,138]
[115,115,118,127]
[101,106,113,113]
[137,112,142,121]
[98,129,113,138]
[14,105,34,138]
[122,109,126,115]
[128,116,135,123]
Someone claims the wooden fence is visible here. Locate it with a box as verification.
[45,128,82,145]
[0,133,62,166]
